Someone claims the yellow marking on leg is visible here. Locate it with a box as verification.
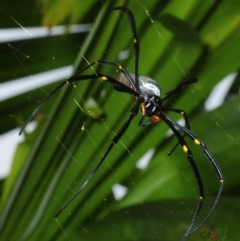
[95,60,99,64]
[101,76,108,81]
[118,65,123,70]
[194,139,201,145]
[134,38,137,43]
[183,145,188,152]
[180,111,185,115]
[220,179,224,183]
[199,196,204,200]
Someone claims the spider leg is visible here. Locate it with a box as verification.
[168,133,187,156]
[92,60,138,91]
[19,80,66,135]
[138,112,189,155]
[72,59,138,91]
[106,6,140,90]
[161,77,197,155]
[163,107,190,132]
[162,107,191,156]
[19,61,140,135]
[55,96,143,218]
[162,77,197,102]
[159,112,204,240]
[161,112,224,239]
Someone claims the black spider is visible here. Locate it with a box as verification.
[19,6,224,241]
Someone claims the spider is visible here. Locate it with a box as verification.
[19,6,224,241]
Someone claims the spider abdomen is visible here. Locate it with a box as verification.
[116,73,161,98]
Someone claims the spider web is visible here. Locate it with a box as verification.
[1,1,240,241]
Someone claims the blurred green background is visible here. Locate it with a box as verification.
[1,0,240,240]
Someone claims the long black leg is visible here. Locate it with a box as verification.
[168,133,187,156]
[72,59,141,92]
[161,112,224,239]
[159,112,205,240]
[161,76,197,154]
[19,61,140,135]
[162,77,197,102]
[55,97,143,217]
[162,107,191,156]
[163,107,191,131]
[19,80,66,135]
[106,6,140,90]
[93,60,138,91]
